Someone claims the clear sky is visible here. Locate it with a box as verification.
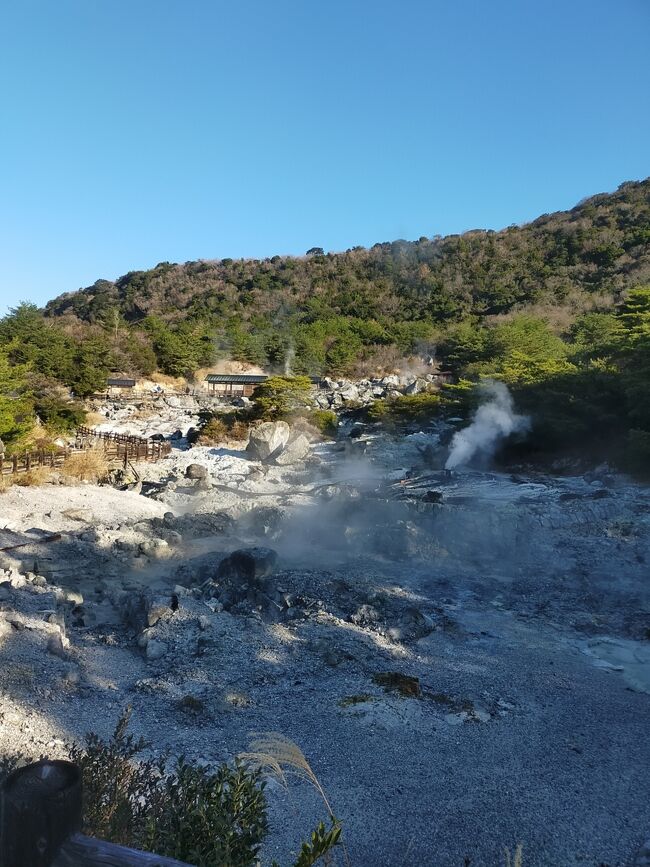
[1,0,649,313]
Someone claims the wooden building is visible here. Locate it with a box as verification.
[205,373,268,397]
[433,371,454,385]
[106,377,137,395]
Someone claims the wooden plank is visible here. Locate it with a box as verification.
[53,834,194,866]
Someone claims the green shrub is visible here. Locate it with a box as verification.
[145,758,268,867]
[306,410,338,438]
[34,396,86,432]
[251,376,314,420]
[1,709,342,867]
[367,392,441,426]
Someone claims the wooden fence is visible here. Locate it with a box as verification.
[76,427,171,463]
[0,760,193,867]
[0,429,171,477]
[0,448,69,476]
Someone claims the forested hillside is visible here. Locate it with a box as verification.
[43,179,650,376]
[1,178,649,471]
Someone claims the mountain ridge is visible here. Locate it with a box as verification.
[44,178,650,333]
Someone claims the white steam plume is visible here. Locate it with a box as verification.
[445,380,529,470]
[284,342,295,376]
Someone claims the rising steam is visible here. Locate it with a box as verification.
[445,380,529,470]
[284,342,295,376]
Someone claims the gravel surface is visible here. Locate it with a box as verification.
[1,430,649,867]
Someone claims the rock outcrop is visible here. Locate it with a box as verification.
[246,421,290,462]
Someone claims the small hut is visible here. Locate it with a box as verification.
[106,376,137,396]
[204,373,268,398]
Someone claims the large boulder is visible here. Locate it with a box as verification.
[274,433,310,465]
[338,383,360,403]
[217,547,278,587]
[314,393,332,409]
[404,378,428,395]
[185,463,208,479]
[246,421,290,462]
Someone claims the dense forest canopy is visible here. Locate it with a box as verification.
[42,178,650,375]
[1,178,649,471]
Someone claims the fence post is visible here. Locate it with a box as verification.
[0,760,82,867]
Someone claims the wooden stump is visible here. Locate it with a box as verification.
[0,760,82,867]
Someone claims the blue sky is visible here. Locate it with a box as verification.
[1,0,649,313]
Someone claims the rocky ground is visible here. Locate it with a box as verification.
[1,418,649,866]
[88,371,442,439]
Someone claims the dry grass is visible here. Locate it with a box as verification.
[197,415,250,445]
[241,733,335,818]
[62,447,110,483]
[0,467,54,491]
[84,411,108,427]
[148,372,188,389]
[13,467,53,487]
[241,732,349,865]
[504,844,524,867]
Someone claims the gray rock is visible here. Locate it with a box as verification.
[217,547,278,587]
[274,433,310,466]
[246,421,290,462]
[61,508,92,522]
[338,384,360,402]
[404,378,428,395]
[47,633,68,659]
[147,594,177,627]
[60,589,83,607]
[185,463,208,480]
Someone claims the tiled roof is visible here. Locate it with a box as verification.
[107,378,136,387]
[205,374,268,384]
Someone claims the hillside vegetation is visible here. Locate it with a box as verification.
[1,178,649,470]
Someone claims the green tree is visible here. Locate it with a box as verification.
[251,376,313,420]
[0,348,33,447]
[68,335,112,397]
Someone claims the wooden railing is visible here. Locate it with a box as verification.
[0,429,171,477]
[88,389,207,401]
[76,427,172,463]
[1,760,193,867]
[0,448,69,476]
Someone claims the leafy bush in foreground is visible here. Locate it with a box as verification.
[1,709,341,867]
